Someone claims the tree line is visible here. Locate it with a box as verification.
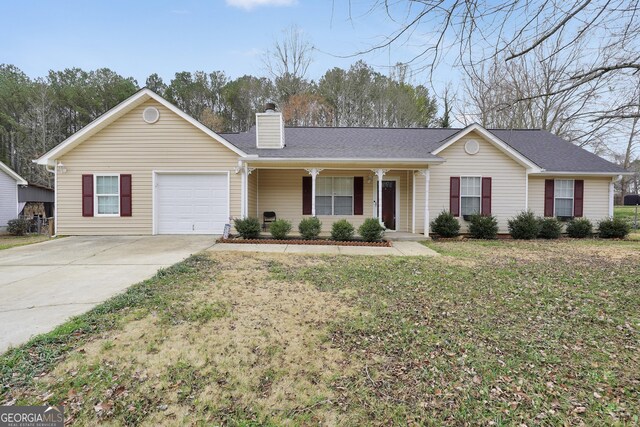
[0,61,440,186]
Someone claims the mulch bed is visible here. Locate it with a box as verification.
[217,237,392,247]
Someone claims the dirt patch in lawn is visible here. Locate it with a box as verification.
[22,252,354,425]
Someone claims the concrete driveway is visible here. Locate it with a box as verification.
[0,236,215,353]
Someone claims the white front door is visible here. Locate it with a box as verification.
[155,173,228,234]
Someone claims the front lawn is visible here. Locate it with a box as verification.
[0,234,50,250]
[615,205,638,223]
[1,240,638,425]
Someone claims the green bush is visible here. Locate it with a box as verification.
[7,218,30,236]
[298,217,322,239]
[269,219,292,240]
[468,214,498,239]
[430,210,460,238]
[508,211,541,240]
[233,217,261,239]
[331,219,355,241]
[358,218,386,242]
[566,218,593,238]
[538,217,563,239]
[598,217,631,239]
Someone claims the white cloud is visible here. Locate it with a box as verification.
[226,0,297,11]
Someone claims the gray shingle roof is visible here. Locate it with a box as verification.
[221,126,625,173]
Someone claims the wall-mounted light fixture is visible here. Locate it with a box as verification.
[57,162,67,173]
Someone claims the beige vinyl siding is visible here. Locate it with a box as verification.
[256,114,283,149]
[248,170,258,218]
[426,131,527,233]
[57,100,241,235]
[528,176,611,221]
[256,169,410,232]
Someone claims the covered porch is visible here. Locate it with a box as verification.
[237,161,434,237]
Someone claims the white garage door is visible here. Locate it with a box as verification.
[156,173,228,234]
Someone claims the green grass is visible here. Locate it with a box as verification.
[0,254,215,398]
[0,234,50,250]
[2,242,639,425]
[615,205,639,222]
[272,240,640,425]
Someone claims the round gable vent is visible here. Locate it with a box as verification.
[464,139,480,155]
[142,107,160,124]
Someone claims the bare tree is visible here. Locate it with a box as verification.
[263,25,314,102]
[350,0,640,121]
[461,36,608,148]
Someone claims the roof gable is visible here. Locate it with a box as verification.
[35,88,246,166]
[432,124,542,171]
[0,161,27,185]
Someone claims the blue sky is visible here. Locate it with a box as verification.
[0,0,456,91]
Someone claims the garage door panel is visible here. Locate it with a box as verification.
[156,174,228,234]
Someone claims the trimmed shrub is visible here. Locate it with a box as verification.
[538,217,563,239]
[508,211,541,240]
[468,214,498,239]
[566,218,593,238]
[598,217,631,239]
[233,217,261,239]
[298,217,322,239]
[7,218,30,236]
[358,218,386,242]
[269,219,292,240]
[430,210,460,238]
[331,219,355,241]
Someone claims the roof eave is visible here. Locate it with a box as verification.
[243,157,445,165]
[0,161,28,185]
[530,171,632,176]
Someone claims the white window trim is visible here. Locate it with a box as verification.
[460,176,482,217]
[315,176,354,216]
[94,174,120,217]
[554,178,574,218]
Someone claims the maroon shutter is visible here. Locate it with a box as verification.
[353,177,364,215]
[574,179,584,217]
[544,179,555,217]
[302,176,312,215]
[450,177,460,217]
[120,174,132,217]
[82,174,94,217]
[481,177,492,215]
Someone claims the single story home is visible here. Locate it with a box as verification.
[0,160,28,230]
[35,89,628,237]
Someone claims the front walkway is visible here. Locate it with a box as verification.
[209,241,438,256]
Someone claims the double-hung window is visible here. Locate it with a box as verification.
[95,175,120,216]
[554,179,574,217]
[315,177,353,215]
[460,177,481,216]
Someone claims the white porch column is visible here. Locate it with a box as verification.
[373,169,388,224]
[244,164,255,219]
[411,171,416,233]
[609,178,615,217]
[239,161,246,218]
[419,169,430,237]
[305,168,323,216]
